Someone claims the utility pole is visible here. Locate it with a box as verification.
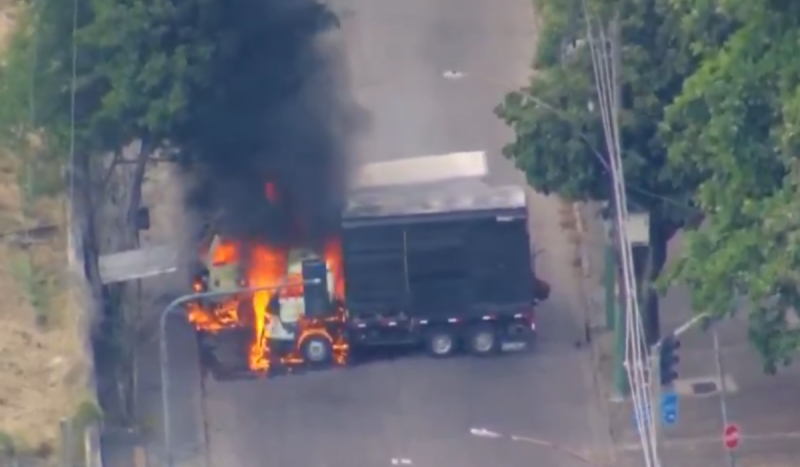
[594,7,660,465]
[604,14,631,400]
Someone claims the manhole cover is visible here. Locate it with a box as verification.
[691,381,719,395]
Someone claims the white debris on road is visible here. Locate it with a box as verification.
[469,428,502,438]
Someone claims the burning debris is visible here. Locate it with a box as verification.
[177,1,363,376]
[187,179,349,374]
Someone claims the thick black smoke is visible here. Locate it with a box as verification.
[178,0,365,248]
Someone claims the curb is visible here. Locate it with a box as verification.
[572,201,619,467]
[573,202,591,279]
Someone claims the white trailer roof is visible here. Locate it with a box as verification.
[344,180,526,220]
[345,152,525,220]
[350,151,488,189]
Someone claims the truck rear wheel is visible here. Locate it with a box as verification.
[300,335,333,364]
[466,324,498,356]
[424,329,458,358]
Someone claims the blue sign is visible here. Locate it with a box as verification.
[661,391,679,426]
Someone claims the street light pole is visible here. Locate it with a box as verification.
[159,280,321,467]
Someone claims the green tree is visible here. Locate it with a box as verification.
[496,0,702,343]
[661,0,800,371]
[1,0,337,185]
[0,0,339,424]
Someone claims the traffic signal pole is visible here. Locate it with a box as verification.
[648,312,709,464]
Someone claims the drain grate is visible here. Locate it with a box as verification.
[691,380,719,395]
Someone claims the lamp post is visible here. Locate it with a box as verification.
[159,279,321,466]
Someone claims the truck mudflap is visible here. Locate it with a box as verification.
[497,311,537,352]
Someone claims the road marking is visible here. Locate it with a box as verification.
[615,430,800,452]
[470,427,502,438]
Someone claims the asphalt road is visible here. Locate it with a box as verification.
[196,0,610,466]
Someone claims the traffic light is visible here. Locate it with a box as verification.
[659,335,680,386]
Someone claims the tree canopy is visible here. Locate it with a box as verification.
[0,0,341,431]
[660,0,800,371]
[498,0,698,225]
[496,0,702,345]
[497,0,800,370]
[0,0,338,167]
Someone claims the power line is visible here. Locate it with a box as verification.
[24,0,43,245]
[69,0,78,203]
[580,1,662,466]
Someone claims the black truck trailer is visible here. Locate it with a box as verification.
[342,179,545,357]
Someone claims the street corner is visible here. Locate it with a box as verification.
[606,394,649,447]
[606,374,737,447]
[656,432,800,467]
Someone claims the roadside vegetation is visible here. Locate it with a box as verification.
[0,1,98,460]
[497,0,800,371]
[0,0,339,461]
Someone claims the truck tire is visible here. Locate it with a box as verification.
[300,335,333,364]
[466,324,498,356]
[424,329,458,358]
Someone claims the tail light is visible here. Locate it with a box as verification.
[509,307,536,335]
[525,308,536,331]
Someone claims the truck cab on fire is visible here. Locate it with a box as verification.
[195,235,241,299]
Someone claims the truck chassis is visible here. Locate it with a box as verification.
[196,306,536,380]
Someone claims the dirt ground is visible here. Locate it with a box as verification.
[0,5,95,461]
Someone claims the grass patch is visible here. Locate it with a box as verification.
[0,156,95,462]
[0,6,97,461]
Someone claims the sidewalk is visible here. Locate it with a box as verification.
[99,164,207,467]
[578,203,800,467]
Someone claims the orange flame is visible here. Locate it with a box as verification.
[187,183,349,373]
[324,237,345,299]
[211,240,239,266]
[247,244,287,371]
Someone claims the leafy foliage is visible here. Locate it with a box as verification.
[0,0,338,164]
[0,0,340,433]
[497,0,702,344]
[497,0,697,226]
[500,0,800,369]
[661,0,800,371]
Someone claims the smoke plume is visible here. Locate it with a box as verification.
[179,0,365,248]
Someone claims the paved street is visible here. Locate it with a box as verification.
[97,1,800,466]
[200,0,611,466]
[105,1,614,467]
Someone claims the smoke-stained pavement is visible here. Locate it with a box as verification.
[197,0,614,466]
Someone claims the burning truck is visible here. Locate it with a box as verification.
[187,152,550,379]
